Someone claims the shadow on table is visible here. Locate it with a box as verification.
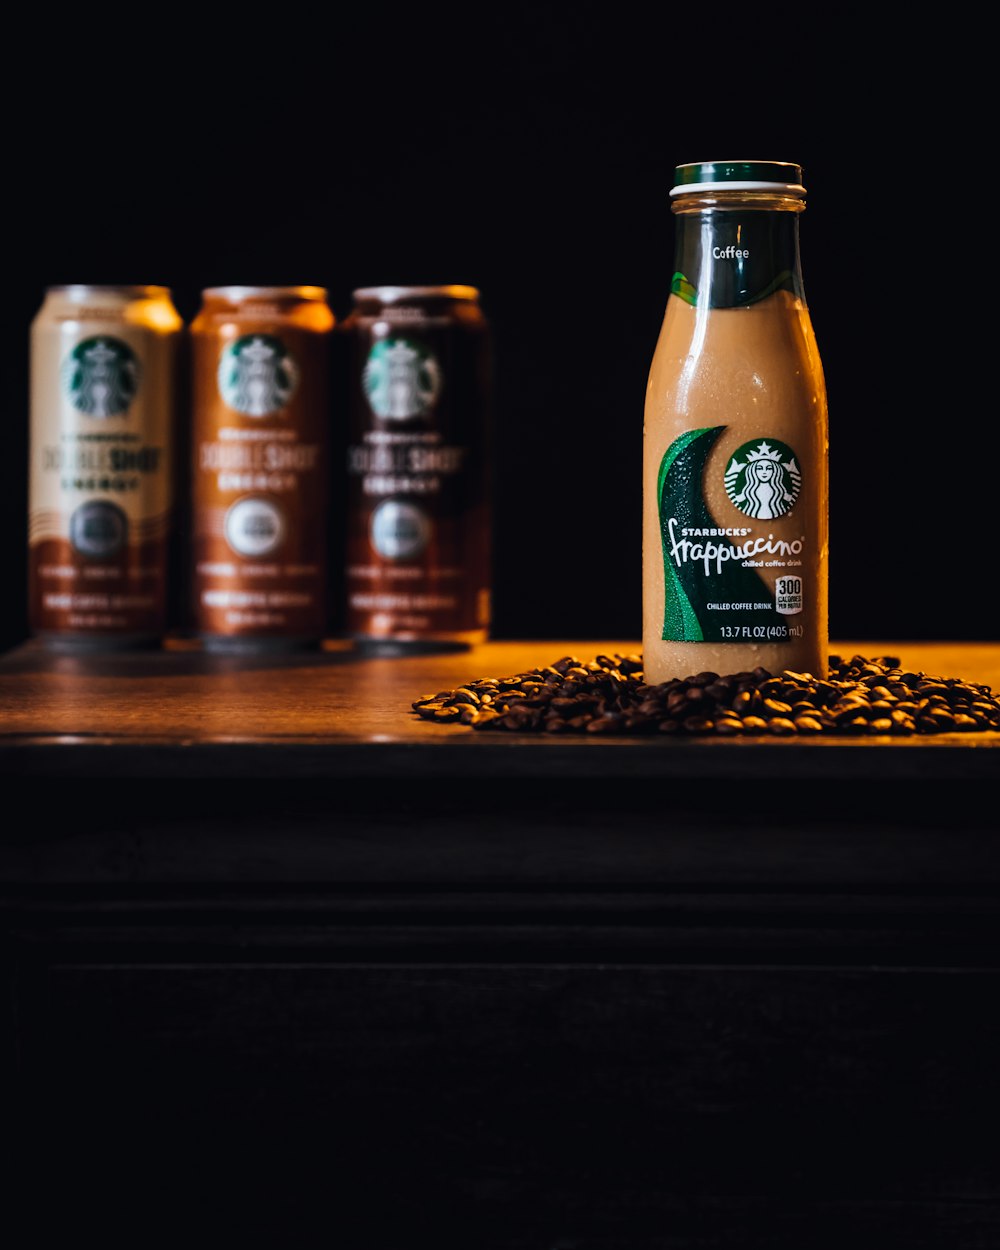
[1,635,478,679]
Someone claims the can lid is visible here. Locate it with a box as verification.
[46,284,173,299]
[670,160,805,197]
[352,284,480,304]
[201,285,329,302]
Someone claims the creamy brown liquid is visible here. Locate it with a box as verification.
[643,288,828,684]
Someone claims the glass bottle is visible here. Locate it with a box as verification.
[643,160,829,684]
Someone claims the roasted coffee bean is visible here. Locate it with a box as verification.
[763,698,793,717]
[552,656,581,673]
[412,654,1000,738]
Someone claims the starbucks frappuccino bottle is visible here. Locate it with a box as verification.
[643,160,829,685]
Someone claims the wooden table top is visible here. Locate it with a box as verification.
[0,638,998,779]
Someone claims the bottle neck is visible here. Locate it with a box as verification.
[670,198,805,310]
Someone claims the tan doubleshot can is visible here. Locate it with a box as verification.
[29,284,182,648]
[190,286,335,651]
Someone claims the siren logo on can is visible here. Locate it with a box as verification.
[218,335,298,417]
[61,336,139,418]
[363,338,441,420]
[723,438,802,520]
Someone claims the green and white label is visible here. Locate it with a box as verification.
[218,335,298,417]
[669,211,803,309]
[61,336,139,417]
[363,338,441,420]
[659,426,806,643]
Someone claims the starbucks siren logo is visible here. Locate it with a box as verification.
[62,336,139,417]
[724,438,801,520]
[363,338,441,419]
[218,334,298,417]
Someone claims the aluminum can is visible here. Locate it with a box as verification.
[190,285,334,650]
[29,284,182,648]
[342,284,491,651]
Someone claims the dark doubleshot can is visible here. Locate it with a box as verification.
[189,286,335,651]
[29,284,182,649]
[342,285,491,652]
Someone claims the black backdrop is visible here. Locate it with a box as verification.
[3,11,993,655]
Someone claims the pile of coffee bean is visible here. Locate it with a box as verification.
[412,654,1000,736]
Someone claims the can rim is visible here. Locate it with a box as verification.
[201,285,329,302]
[352,284,480,303]
[46,284,173,299]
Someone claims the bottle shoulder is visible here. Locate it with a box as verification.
[646,291,826,425]
[652,291,821,364]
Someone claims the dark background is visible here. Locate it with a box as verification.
[3,20,999,1250]
[3,11,992,655]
